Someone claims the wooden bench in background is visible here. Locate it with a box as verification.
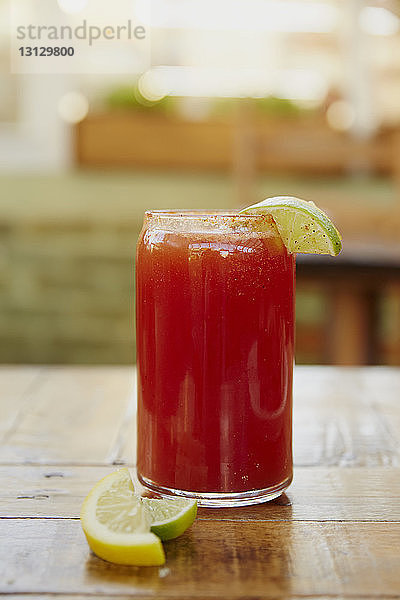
[75,111,400,182]
[297,244,400,365]
[75,111,400,366]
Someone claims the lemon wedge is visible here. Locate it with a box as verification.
[80,469,165,566]
[81,469,198,565]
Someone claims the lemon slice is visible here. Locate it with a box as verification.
[80,469,165,566]
[240,196,342,255]
[143,496,198,541]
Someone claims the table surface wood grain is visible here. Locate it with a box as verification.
[1,365,399,599]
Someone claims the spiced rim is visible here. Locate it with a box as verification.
[144,209,274,220]
[144,210,276,228]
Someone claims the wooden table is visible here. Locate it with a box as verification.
[1,365,400,599]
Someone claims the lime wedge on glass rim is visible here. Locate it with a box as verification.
[240,196,342,256]
[80,469,197,566]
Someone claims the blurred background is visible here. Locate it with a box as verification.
[0,0,400,366]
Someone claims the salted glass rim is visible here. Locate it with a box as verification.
[145,209,265,218]
[142,209,278,235]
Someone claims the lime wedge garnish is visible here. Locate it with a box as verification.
[80,469,197,565]
[142,496,198,541]
[240,196,342,255]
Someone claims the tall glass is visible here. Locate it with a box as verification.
[136,210,295,507]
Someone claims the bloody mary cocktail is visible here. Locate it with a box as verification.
[136,211,295,506]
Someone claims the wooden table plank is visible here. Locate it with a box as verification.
[293,367,400,467]
[0,367,135,465]
[0,366,44,440]
[1,518,400,598]
[1,465,400,522]
[1,366,400,600]
[1,366,399,468]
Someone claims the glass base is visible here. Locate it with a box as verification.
[137,473,292,507]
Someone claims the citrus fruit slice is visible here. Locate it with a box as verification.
[240,196,342,255]
[80,469,165,566]
[142,496,198,541]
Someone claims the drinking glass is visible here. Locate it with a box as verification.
[136,210,295,507]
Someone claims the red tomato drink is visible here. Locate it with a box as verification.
[136,211,295,506]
